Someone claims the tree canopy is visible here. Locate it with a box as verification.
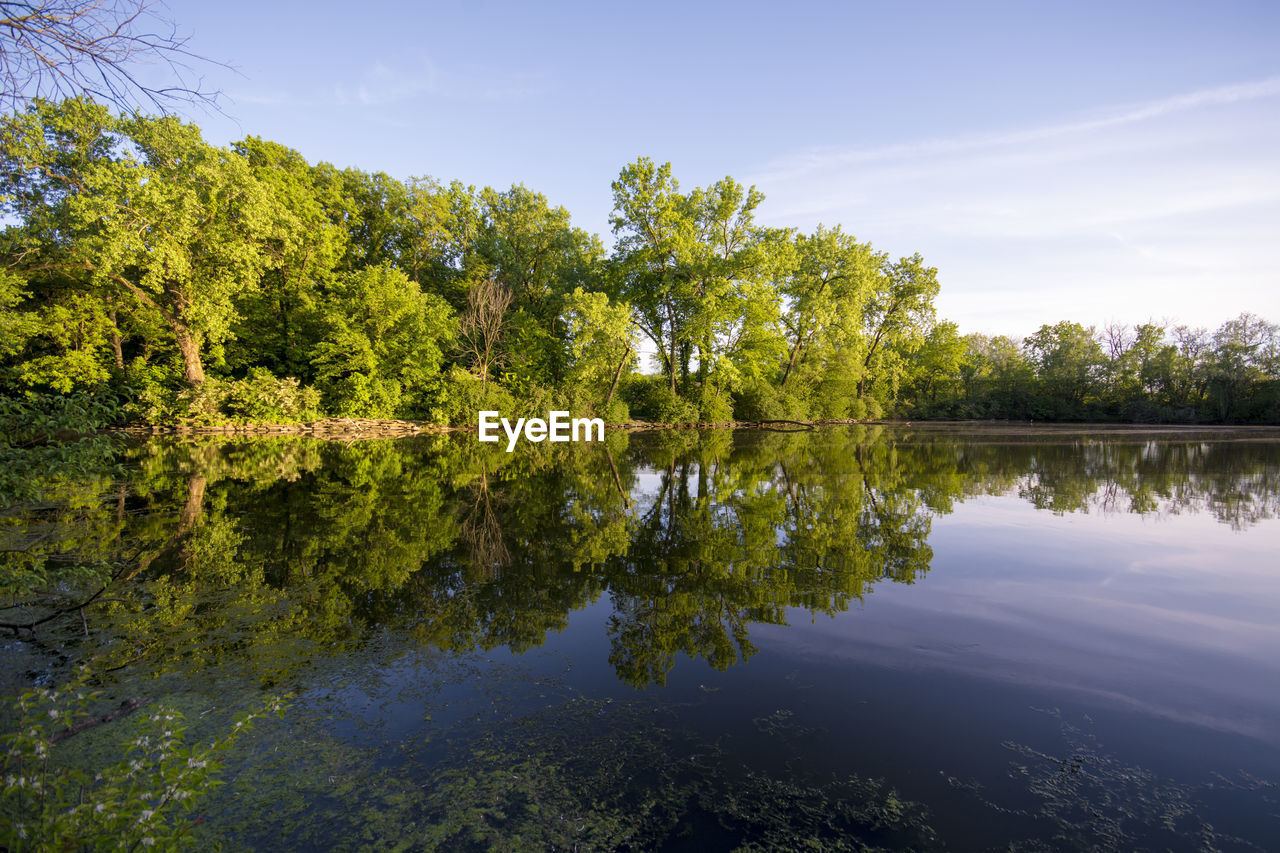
[1,99,1275,427]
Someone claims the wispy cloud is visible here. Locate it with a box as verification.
[227,90,299,107]
[333,58,543,106]
[751,76,1280,185]
[746,76,1280,333]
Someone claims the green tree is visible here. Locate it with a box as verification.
[1205,313,1279,421]
[562,287,636,415]
[311,264,455,417]
[958,333,1035,418]
[856,253,940,413]
[609,158,699,396]
[1024,321,1104,417]
[225,137,347,381]
[473,184,604,385]
[609,158,782,417]
[778,225,877,391]
[902,320,965,414]
[1,98,275,387]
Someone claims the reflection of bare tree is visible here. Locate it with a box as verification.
[461,463,509,580]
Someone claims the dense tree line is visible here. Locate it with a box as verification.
[900,316,1280,423]
[2,98,1276,426]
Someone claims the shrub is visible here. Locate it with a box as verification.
[698,387,734,424]
[622,376,698,423]
[223,370,322,423]
[733,382,809,422]
[425,366,518,426]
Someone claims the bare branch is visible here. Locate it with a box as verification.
[0,0,229,114]
[459,276,512,390]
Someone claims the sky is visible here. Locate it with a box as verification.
[156,0,1280,337]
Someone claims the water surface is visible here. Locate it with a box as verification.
[5,424,1279,850]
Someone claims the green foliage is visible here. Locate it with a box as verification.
[224,137,347,380]
[608,157,793,412]
[1,680,285,852]
[3,100,1273,425]
[0,271,40,362]
[426,365,517,425]
[223,369,322,423]
[622,374,699,423]
[698,384,735,423]
[1024,321,1105,418]
[561,287,635,413]
[312,265,455,418]
[910,315,1279,424]
[0,390,121,504]
[733,379,809,421]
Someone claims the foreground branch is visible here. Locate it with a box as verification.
[0,0,228,113]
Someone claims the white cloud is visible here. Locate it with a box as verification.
[751,76,1280,185]
[745,77,1280,335]
[333,58,542,106]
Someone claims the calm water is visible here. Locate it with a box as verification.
[5,424,1280,850]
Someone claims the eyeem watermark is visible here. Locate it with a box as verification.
[478,411,605,452]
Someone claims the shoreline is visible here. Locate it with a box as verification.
[105,417,1280,440]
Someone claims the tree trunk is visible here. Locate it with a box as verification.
[699,332,711,384]
[781,339,803,387]
[669,334,678,395]
[108,309,124,371]
[174,325,205,386]
[606,345,632,406]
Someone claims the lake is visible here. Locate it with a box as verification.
[4,424,1279,850]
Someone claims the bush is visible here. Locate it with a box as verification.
[425,366,518,426]
[223,370,321,423]
[127,378,227,426]
[698,387,735,424]
[622,375,699,423]
[733,382,809,422]
[600,398,629,424]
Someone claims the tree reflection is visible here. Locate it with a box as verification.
[3,425,1279,693]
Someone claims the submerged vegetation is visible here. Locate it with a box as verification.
[3,427,1278,848]
[1,98,1276,430]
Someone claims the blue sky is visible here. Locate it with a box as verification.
[163,0,1279,336]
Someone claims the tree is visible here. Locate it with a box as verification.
[1206,313,1279,421]
[778,225,877,389]
[1024,321,1104,416]
[1,98,275,387]
[0,0,223,113]
[609,158,780,412]
[311,264,455,417]
[561,287,635,412]
[473,184,604,384]
[609,157,697,395]
[226,137,347,380]
[903,321,965,412]
[958,333,1035,418]
[458,276,512,390]
[682,176,784,415]
[856,253,940,408]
